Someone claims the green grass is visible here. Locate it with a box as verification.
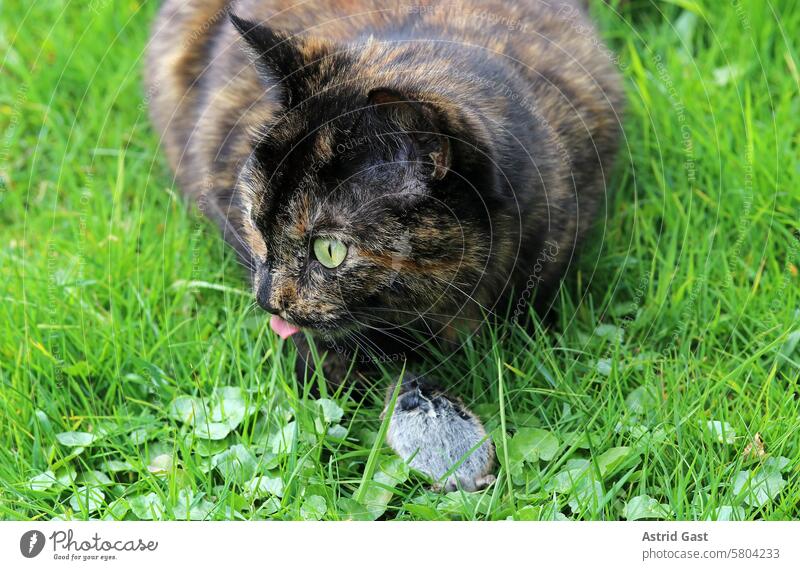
[1,0,799,521]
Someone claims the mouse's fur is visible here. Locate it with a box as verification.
[384,375,495,491]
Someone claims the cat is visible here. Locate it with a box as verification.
[146,0,623,491]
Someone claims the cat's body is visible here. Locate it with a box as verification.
[146,0,623,490]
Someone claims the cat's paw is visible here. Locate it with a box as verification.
[384,376,495,492]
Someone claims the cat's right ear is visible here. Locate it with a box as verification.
[367,88,452,181]
[230,13,327,107]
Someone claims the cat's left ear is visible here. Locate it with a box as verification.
[230,13,331,107]
[367,88,452,180]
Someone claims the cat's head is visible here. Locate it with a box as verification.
[230,15,507,339]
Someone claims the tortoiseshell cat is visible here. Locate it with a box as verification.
[146,0,623,491]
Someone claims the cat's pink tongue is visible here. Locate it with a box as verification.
[270,315,301,339]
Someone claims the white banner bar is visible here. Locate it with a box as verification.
[1,522,797,569]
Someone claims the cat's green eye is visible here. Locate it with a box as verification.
[313,238,347,269]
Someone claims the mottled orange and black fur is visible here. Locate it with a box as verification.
[146,0,623,489]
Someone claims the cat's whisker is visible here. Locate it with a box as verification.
[365,313,439,343]
[233,257,256,273]
[351,312,469,341]
[339,322,406,360]
[348,314,440,350]
[350,329,396,360]
[352,306,486,323]
[349,310,430,332]
[343,329,387,361]
[424,274,504,320]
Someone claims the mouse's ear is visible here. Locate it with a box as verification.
[230,13,331,108]
[366,87,451,180]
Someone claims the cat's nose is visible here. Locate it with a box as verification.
[256,271,279,314]
[257,290,279,314]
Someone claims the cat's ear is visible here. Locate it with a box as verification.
[367,88,451,181]
[230,13,328,107]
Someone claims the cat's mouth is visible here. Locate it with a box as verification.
[268,313,363,341]
[269,315,301,339]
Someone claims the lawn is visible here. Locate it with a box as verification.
[1,0,799,521]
